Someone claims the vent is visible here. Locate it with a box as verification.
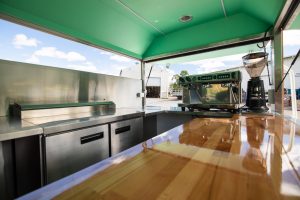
[179,15,193,23]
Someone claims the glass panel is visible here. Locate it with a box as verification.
[283,28,300,119]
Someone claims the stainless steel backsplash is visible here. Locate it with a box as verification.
[0,59,142,116]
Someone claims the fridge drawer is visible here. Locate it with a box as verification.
[44,124,109,184]
[110,117,143,155]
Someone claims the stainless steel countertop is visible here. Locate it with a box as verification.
[24,106,192,135]
[0,108,145,141]
[0,117,43,142]
[24,108,145,135]
[0,106,233,140]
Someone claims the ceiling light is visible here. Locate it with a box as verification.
[179,15,193,23]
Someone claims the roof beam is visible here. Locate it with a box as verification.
[286,3,300,29]
[143,34,272,63]
[274,0,300,32]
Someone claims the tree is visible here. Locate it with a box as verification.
[170,70,189,90]
[180,70,189,77]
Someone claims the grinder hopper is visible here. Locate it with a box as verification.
[242,52,269,112]
[242,52,268,78]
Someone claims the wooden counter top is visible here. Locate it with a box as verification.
[53,114,300,199]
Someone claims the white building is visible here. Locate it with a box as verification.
[121,64,173,98]
[282,55,300,89]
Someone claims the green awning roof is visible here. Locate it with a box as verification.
[0,0,286,60]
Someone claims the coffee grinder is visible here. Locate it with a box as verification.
[242,52,269,112]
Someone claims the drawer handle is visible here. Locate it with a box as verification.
[80,132,104,144]
[115,126,131,134]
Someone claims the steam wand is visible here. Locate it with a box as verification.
[275,49,300,92]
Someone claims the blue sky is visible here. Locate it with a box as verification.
[0,19,140,76]
[0,19,299,77]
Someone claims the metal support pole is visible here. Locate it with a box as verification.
[141,61,146,108]
[274,30,284,114]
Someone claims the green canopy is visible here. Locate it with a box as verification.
[0,0,285,60]
[289,13,300,29]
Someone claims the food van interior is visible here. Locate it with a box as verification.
[0,0,299,199]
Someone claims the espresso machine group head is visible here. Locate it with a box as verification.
[242,52,269,112]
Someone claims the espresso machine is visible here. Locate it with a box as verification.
[178,70,242,112]
[242,52,269,112]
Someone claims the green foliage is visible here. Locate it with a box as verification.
[170,70,189,90]
[180,70,189,76]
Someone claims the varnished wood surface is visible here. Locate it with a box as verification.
[55,114,300,200]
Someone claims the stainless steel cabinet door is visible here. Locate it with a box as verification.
[45,125,109,184]
[110,117,143,155]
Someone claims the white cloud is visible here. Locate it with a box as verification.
[283,30,300,46]
[181,53,246,73]
[25,55,40,64]
[66,52,86,62]
[110,54,131,62]
[98,64,128,76]
[221,54,247,62]
[67,61,98,72]
[99,51,112,56]
[112,64,127,72]
[13,34,39,48]
[184,53,245,66]
[196,60,227,73]
[32,47,86,62]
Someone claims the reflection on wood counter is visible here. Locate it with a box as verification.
[54,114,300,199]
